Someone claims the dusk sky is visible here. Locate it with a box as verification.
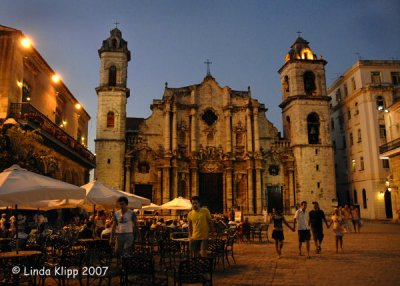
[1,0,399,153]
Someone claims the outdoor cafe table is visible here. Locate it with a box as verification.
[0,250,42,258]
[0,250,42,284]
[171,237,190,258]
[77,238,109,265]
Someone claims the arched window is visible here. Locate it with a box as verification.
[353,189,358,204]
[303,71,316,95]
[283,75,290,93]
[107,112,115,128]
[108,66,117,86]
[362,189,367,209]
[307,113,320,144]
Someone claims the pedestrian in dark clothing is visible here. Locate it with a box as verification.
[309,201,329,254]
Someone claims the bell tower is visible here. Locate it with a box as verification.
[94,27,131,190]
[278,36,336,211]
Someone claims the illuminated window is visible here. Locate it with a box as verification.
[352,159,356,172]
[22,81,31,102]
[376,96,385,111]
[107,112,115,128]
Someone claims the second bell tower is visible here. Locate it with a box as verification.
[279,36,336,211]
[94,27,131,190]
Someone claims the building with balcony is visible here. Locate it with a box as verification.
[328,60,400,219]
[0,25,95,185]
[380,89,400,220]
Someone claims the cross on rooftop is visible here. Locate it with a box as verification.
[297,30,302,37]
[204,59,212,75]
[114,21,120,29]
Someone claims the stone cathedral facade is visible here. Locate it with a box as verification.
[95,28,336,216]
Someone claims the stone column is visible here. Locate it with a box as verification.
[171,159,178,199]
[191,165,198,196]
[247,163,254,214]
[255,163,262,214]
[190,108,196,153]
[253,107,260,152]
[246,108,253,153]
[124,156,132,193]
[164,104,171,152]
[225,110,232,153]
[172,105,177,152]
[226,166,233,209]
[288,167,295,209]
[163,166,170,204]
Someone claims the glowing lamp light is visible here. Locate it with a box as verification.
[52,74,61,83]
[26,97,31,101]
[384,109,389,113]
[62,120,67,126]
[20,37,32,48]
[17,81,23,88]
[75,103,82,110]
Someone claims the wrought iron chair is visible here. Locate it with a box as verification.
[173,257,213,286]
[120,252,168,286]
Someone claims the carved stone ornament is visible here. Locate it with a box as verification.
[199,161,224,173]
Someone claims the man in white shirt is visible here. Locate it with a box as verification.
[293,201,311,258]
[110,196,137,259]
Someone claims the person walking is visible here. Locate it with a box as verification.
[188,196,213,257]
[330,208,345,253]
[110,196,137,260]
[293,201,311,258]
[351,206,361,233]
[271,208,294,258]
[309,202,329,254]
[342,204,353,233]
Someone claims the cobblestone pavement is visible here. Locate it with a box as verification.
[18,221,400,285]
[213,221,400,286]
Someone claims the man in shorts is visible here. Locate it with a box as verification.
[309,201,329,254]
[188,196,213,257]
[294,201,311,258]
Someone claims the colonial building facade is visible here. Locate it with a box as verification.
[0,25,95,184]
[328,60,400,219]
[95,29,336,216]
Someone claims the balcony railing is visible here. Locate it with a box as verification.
[8,102,95,167]
[272,139,291,149]
[379,137,400,154]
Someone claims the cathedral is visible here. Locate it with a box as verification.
[94,28,336,216]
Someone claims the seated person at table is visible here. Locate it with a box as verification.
[95,210,106,237]
[150,218,158,230]
[78,220,94,239]
[242,218,251,241]
[101,220,112,239]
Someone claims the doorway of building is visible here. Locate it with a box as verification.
[384,190,393,219]
[134,184,153,202]
[267,185,283,213]
[199,173,223,213]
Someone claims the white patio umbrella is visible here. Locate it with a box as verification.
[115,189,151,207]
[0,164,86,252]
[0,165,85,204]
[160,197,192,210]
[142,203,161,211]
[81,180,145,210]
